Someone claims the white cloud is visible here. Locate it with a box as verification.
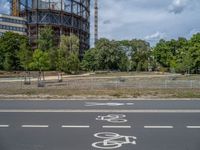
[168,0,188,14]
[188,28,200,37]
[144,32,166,43]
[0,0,10,14]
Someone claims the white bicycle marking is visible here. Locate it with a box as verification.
[92,132,137,149]
[96,114,127,123]
[85,102,134,107]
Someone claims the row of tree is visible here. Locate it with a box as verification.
[0,27,199,76]
[153,34,200,74]
[0,28,80,73]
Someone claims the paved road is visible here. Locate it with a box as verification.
[0,100,200,150]
[1,100,200,110]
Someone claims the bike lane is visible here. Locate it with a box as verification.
[0,112,200,150]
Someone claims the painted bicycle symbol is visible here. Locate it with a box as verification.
[96,114,127,123]
[92,132,137,149]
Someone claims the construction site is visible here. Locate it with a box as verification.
[10,0,91,54]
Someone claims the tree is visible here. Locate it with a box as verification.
[17,40,33,84]
[29,49,50,87]
[57,35,80,74]
[38,27,56,70]
[129,40,150,71]
[65,52,80,74]
[3,53,12,71]
[56,48,66,82]
[153,39,172,70]
[189,33,200,73]
[0,32,28,71]
[94,39,129,71]
[81,48,99,71]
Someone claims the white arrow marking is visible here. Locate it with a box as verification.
[61,125,90,128]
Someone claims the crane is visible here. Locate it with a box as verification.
[94,0,98,45]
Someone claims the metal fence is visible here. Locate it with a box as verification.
[46,78,200,90]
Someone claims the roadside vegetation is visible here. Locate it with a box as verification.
[0,27,199,75]
[0,27,199,98]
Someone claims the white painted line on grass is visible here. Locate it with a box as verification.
[102,125,131,129]
[1,109,200,113]
[187,126,200,129]
[21,125,49,128]
[61,125,90,128]
[144,126,174,129]
[0,125,9,128]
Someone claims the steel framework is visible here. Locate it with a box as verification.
[94,0,98,45]
[15,0,90,54]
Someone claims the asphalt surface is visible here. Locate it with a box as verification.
[0,100,200,110]
[0,100,200,150]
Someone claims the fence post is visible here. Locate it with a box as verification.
[164,80,167,89]
[190,80,193,89]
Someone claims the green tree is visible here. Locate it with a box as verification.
[81,48,99,71]
[56,48,66,82]
[17,40,33,84]
[0,32,28,70]
[66,52,80,74]
[38,27,56,70]
[57,35,80,74]
[29,49,50,87]
[189,33,200,73]
[94,39,129,71]
[153,39,172,70]
[3,53,12,71]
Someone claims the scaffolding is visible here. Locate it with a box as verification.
[11,0,20,16]
[11,0,90,54]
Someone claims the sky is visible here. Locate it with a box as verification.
[1,0,200,46]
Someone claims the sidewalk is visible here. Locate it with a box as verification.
[0,73,181,82]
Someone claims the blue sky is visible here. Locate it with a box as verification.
[1,0,200,46]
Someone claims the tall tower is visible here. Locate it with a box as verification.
[11,0,20,17]
[94,0,98,45]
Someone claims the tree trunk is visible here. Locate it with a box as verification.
[58,72,63,82]
[38,71,45,87]
[24,71,31,85]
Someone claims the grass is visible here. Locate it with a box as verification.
[0,88,200,99]
[0,71,199,99]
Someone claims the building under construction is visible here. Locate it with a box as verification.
[11,0,90,54]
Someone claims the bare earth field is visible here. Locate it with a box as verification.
[0,72,200,99]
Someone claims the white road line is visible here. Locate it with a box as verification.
[0,125,9,128]
[61,125,90,128]
[144,126,174,129]
[21,125,49,128]
[187,126,200,129]
[102,125,131,129]
[1,109,200,113]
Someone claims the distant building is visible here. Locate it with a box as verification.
[11,0,90,55]
[0,13,27,36]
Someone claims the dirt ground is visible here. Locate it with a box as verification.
[0,72,200,99]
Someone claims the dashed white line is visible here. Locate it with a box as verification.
[187,126,200,129]
[61,125,90,128]
[21,125,49,128]
[144,126,174,129]
[0,125,9,128]
[102,126,131,129]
